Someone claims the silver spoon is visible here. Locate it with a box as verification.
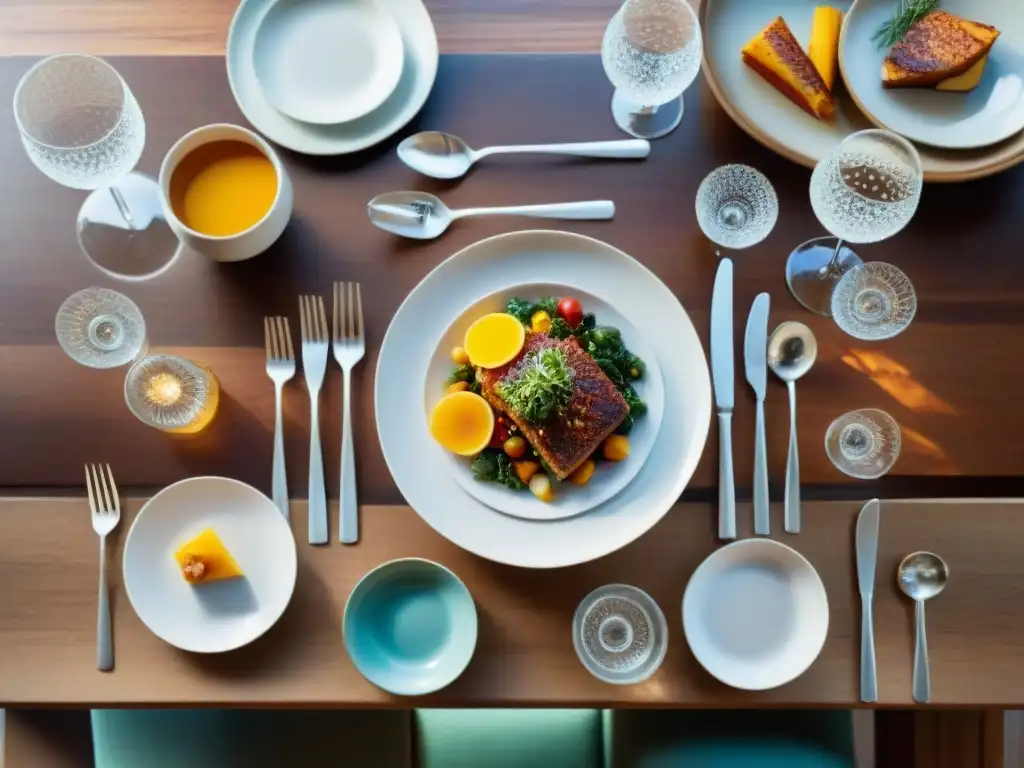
[367,191,615,240]
[897,552,949,703]
[767,321,818,534]
[397,131,651,179]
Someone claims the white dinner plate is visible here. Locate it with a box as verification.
[377,231,711,568]
[840,0,1024,149]
[253,0,404,125]
[424,283,665,522]
[682,539,829,691]
[123,477,297,653]
[227,0,438,155]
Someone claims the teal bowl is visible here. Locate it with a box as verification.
[343,558,478,695]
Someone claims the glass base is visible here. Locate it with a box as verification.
[77,171,182,282]
[785,236,863,316]
[610,90,683,139]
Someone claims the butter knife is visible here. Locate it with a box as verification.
[857,498,880,703]
[711,259,735,540]
[743,293,770,536]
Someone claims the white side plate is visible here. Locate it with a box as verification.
[123,477,297,653]
[424,283,665,522]
[841,0,1024,150]
[253,0,405,125]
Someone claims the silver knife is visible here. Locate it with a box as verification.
[711,259,736,540]
[857,498,880,703]
[744,293,770,535]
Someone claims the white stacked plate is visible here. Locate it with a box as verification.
[376,231,712,568]
[228,0,439,155]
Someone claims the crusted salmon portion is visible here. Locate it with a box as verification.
[477,334,628,479]
[883,10,999,89]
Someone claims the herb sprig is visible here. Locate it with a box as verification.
[498,346,574,424]
[871,0,939,49]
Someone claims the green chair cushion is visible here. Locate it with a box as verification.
[91,709,412,768]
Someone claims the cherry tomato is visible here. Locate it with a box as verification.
[489,420,510,449]
[557,297,584,328]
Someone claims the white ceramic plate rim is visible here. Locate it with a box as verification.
[376,230,712,568]
[252,0,405,125]
[840,0,1024,150]
[227,0,438,155]
[425,281,666,522]
[682,538,829,691]
[122,476,298,653]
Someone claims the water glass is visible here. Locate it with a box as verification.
[696,164,778,251]
[125,354,221,433]
[832,262,917,340]
[13,54,180,281]
[826,408,901,479]
[572,584,668,684]
[600,0,702,139]
[786,129,923,316]
[55,287,147,369]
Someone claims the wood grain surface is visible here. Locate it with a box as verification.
[0,497,1022,707]
[2,55,1023,502]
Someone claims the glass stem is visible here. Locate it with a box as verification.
[109,185,137,230]
[818,238,844,278]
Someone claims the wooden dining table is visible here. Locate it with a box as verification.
[1,0,1023,766]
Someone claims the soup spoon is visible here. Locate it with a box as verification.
[897,552,949,703]
[367,191,615,240]
[397,131,650,179]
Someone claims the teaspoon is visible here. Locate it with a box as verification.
[397,131,650,179]
[897,552,949,703]
[767,321,818,534]
[367,191,615,240]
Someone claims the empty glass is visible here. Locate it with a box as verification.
[696,164,778,251]
[55,287,146,368]
[787,129,923,316]
[572,584,668,684]
[13,54,180,281]
[832,262,917,340]
[600,0,702,139]
[826,408,901,479]
[125,354,221,433]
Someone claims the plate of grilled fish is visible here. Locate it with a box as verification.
[840,0,1024,149]
[376,230,711,568]
[424,284,665,521]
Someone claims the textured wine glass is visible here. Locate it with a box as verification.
[826,409,901,480]
[787,129,923,316]
[13,54,180,281]
[572,584,668,684]
[124,354,219,433]
[832,262,917,340]
[55,287,147,369]
[696,164,779,251]
[600,0,703,139]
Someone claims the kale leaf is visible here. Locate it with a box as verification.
[471,450,525,490]
[505,297,533,325]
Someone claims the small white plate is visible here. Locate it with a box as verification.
[227,0,438,155]
[841,0,1024,149]
[683,539,829,690]
[424,283,665,522]
[123,477,297,654]
[253,0,404,125]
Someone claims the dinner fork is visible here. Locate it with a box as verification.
[86,463,120,672]
[299,295,329,545]
[333,282,366,544]
[265,316,296,521]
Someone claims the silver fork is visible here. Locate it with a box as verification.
[265,316,296,521]
[333,282,366,544]
[86,463,120,672]
[299,295,329,545]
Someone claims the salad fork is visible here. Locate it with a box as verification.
[333,281,366,544]
[86,463,120,672]
[299,295,329,545]
[265,316,296,521]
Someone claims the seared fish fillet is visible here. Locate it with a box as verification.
[883,10,999,89]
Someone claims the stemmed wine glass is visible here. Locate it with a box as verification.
[786,129,923,316]
[826,408,901,479]
[832,262,917,340]
[13,54,180,281]
[601,0,703,139]
[696,164,778,253]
